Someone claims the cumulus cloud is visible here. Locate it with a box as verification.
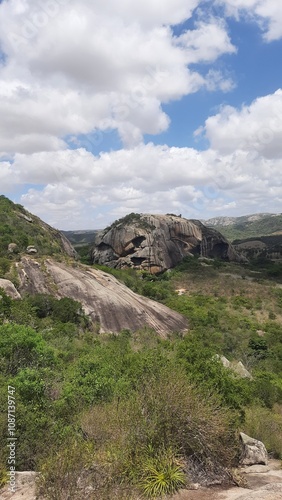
[217,0,282,41]
[201,89,282,158]
[0,142,280,228]
[1,0,281,228]
[0,0,236,152]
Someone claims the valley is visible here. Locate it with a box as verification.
[0,198,282,499]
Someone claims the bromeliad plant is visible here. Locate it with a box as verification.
[139,447,186,498]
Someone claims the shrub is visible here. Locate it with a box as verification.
[80,367,239,496]
[0,258,11,277]
[38,439,94,500]
[243,405,282,458]
[0,324,56,375]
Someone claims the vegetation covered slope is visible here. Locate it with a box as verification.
[1,256,282,498]
[205,213,282,241]
[0,195,76,259]
[62,230,98,247]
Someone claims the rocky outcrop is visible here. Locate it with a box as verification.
[16,257,188,336]
[240,433,268,466]
[0,278,21,299]
[91,214,244,273]
[219,356,252,379]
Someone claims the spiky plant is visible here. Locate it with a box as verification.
[139,449,186,498]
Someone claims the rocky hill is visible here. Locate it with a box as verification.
[91,213,244,273]
[204,212,282,261]
[0,195,76,258]
[0,198,187,335]
[205,213,282,241]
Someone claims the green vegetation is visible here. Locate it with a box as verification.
[208,213,282,241]
[1,250,282,497]
[0,195,71,260]
[104,212,156,233]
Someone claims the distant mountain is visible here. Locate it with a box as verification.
[62,229,99,247]
[205,213,282,241]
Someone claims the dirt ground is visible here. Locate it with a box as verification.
[1,460,282,500]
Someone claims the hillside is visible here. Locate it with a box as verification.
[205,213,282,241]
[1,200,282,499]
[0,197,187,335]
[1,255,282,498]
[0,195,76,259]
[62,229,98,247]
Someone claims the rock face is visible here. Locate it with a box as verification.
[0,278,21,299]
[16,257,188,336]
[240,432,268,466]
[91,213,244,273]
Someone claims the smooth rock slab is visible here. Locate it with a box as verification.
[236,483,282,499]
[17,257,188,336]
[242,465,271,474]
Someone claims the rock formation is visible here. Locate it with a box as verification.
[91,213,244,273]
[15,257,187,336]
[240,432,268,466]
[0,278,21,299]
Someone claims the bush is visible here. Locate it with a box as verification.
[243,405,282,458]
[80,367,239,496]
[0,258,11,277]
[38,439,94,500]
[0,324,56,375]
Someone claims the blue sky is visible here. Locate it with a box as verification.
[0,0,282,229]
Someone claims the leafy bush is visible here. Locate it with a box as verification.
[80,367,239,496]
[0,324,56,375]
[243,405,282,458]
[0,258,11,277]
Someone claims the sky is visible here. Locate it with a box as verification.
[0,1,282,229]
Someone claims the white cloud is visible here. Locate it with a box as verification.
[217,0,282,41]
[202,89,282,158]
[0,0,236,152]
[1,1,281,228]
[0,140,281,228]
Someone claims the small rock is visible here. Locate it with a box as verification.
[188,483,200,490]
[26,246,38,254]
[8,243,18,253]
[240,432,268,466]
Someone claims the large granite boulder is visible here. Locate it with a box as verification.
[91,213,245,273]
